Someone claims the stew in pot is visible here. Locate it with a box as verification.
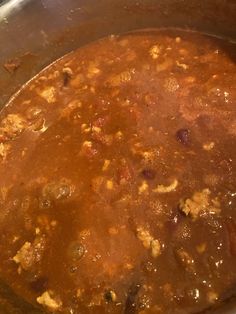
[0,29,236,313]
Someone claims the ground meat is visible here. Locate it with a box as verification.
[0,114,26,140]
[179,189,221,220]
[149,45,162,59]
[13,236,46,271]
[136,227,161,258]
[37,87,56,103]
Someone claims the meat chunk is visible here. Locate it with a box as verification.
[179,189,221,220]
[136,227,161,258]
[13,242,32,270]
[0,114,26,141]
[13,236,46,271]
[37,290,62,311]
[38,86,56,103]
[138,181,149,195]
[149,45,161,59]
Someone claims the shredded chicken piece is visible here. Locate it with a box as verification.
[179,189,221,220]
[37,291,62,310]
[153,179,178,193]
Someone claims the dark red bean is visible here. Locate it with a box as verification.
[176,128,190,145]
[125,283,141,314]
[62,71,72,86]
[141,169,156,180]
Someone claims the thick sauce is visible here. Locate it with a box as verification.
[0,29,236,313]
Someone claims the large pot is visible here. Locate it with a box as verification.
[0,0,236,313]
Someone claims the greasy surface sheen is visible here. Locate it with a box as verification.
[0,29,236,314]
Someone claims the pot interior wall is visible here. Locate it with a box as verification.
[1,0,236,107]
